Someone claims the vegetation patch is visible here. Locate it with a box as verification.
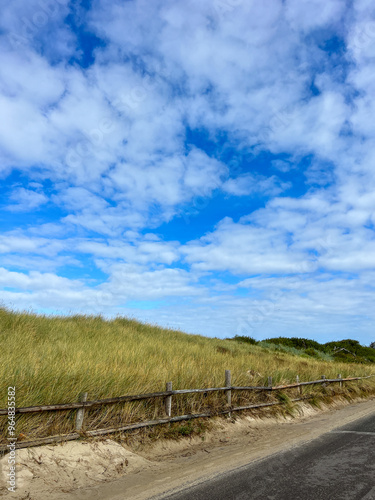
[230,335,375,364]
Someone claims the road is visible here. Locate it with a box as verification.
[159,412,375,500]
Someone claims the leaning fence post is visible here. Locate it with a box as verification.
[296,375,302,395]
[165,382,172,417]
[338,374,343,389]
[75,392,88,431]
[225,370,232,416]
[321,375,326,387]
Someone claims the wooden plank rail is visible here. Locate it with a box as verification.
[0,376,373,416]
[270,375,373,391]
[0,397,312,452]
[0,387,269,415]
[0,388,223,415]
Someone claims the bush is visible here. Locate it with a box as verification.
[265,337,326,352]
[304,348,319,358]
[229,335,258,345]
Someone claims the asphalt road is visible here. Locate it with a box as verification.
[159,412,375,500]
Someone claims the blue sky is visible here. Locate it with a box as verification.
[1,0,375,344]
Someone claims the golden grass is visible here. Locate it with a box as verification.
[1,307,374,442]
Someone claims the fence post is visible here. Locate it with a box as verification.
[225,370,232,417]
[268,376,272,389]
[296,375,302,395]
[75,392,88,431]
[338,374,343,389]
[165,382,172,417]
[321,375,326,387]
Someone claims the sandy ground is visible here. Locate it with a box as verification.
[1,396,375,500]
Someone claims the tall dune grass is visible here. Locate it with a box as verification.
[1,307,374,442]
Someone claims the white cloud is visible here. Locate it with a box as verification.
[107,148,226,210]
[183,216,309,275]
[223,174,290,197]
[6,187,48,212]
[77,238,180,266]
[284,0,345,32]
[99,263,203,301]
[0,233,65,257]
[0,267,81,291]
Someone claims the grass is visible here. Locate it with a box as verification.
[1,307,375,444]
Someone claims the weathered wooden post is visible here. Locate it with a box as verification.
[268,376,272,389]
[338,374,343,389]
[225,370,232,416]
[296,375,302,395]
[165,382,172,417]
[75,392,88,431]
[321,375,326,387]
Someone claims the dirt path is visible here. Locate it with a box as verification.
[2,397,375,500]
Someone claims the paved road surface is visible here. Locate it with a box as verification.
[159,412,375,500]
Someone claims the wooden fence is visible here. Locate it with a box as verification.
[0,372,373,452]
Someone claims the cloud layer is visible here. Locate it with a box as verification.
[1,0,375,344]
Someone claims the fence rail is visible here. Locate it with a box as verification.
[2,376,372,416]
[1,372,373,452]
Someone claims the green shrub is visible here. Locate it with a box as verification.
[229,335,258,345]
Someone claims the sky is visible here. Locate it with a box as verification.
[0,0,375,344]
